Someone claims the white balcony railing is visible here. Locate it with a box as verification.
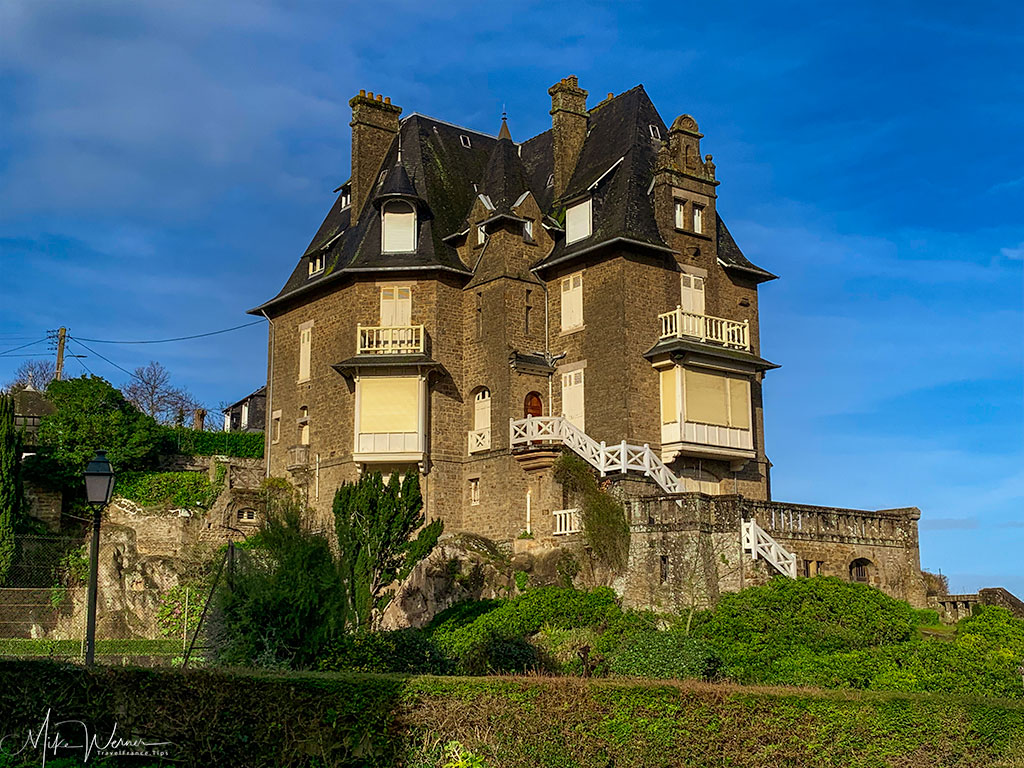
[357,324,424,355]
[553,508,582,536]
[659,307,749,350]
[468,427,491,454]
[742,519,798,578]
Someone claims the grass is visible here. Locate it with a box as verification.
[0,637,183,657]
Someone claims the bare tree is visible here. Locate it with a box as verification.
[5,359,56,392]
[123,361,199,424]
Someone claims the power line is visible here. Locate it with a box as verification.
[0,338,48,357]
[73,320,263,345]
[67,337,135,379]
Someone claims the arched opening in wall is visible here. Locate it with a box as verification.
[679,467,720,495]
[469,387,492,453]
[850,557,873,584]
[524,392,543,418]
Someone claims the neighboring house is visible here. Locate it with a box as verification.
[222,387,266,433]
[249,78,928,608]
[12,381,55,451]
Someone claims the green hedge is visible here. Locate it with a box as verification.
[1,661,1022,767]
[115,471,219,508]
[158,426,264,459]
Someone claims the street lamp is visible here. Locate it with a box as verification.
[83,451,114,666]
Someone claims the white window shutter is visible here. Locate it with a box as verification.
[474,390,491,431]
[565,198,592,244]
[561,370,585,431]
[382,204,416,253]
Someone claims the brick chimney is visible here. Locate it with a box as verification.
[349,90,402,215]
[548,76,588,198]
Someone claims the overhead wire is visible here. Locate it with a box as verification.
[73,320,263,345]
[0,338,49,357]
[66,337,136,379]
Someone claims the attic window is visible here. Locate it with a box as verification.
[308,253,325,277]
[340,189,351,208]
[649,125,661,140]
[546,173,554,188]
[477,225,486,246]
[460,135,472,149]
[565,197,593,245]
[382,200,416,253]
[523,219,534,241]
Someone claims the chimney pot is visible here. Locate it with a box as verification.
[376,93,383,102]
[368,91,374,99]
[359,89,366,97]
[385,96,391,104]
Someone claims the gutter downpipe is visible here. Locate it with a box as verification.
[260,309,275,477]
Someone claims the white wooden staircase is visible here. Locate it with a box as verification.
[510,415,798,578]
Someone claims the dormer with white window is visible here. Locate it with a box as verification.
[564,196,592,244]
[373,161,426,255]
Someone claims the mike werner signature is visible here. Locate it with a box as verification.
[0,708,173,766]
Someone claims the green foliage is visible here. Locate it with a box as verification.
[319,628,451,675]
[29,376,163,491]
[514,570,529,592]
[115,470,221,508]
[159,425,264,458]
[2,661,1024,768]
[914,607,941,626]
[694,576,916,681]
[210,498,347,669]
[48,543,89,607]
[607,632,722,680]
[158,583,208,640]
[430,587,621,674]
[443,741,489,768]
[333,471,443,631]
[922,569,950,597]
[553,453,630,572]
[0,394,22,585]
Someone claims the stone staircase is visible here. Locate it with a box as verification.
[510,415,797,577]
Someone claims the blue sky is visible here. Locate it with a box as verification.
[1,1,1021,593]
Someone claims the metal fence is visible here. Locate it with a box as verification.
[0,534,224,667]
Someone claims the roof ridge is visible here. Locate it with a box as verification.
[403,113,498,139]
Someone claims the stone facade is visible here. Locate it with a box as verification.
[252,76,928,613]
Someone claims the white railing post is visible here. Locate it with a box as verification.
[619,440,627,473]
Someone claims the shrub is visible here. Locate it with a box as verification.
[319,629,451,675]
[115,470,220,509]
[608,631,722,680]
[531,625,602,675]
[158,425,264,458]
[922,569,950,597]
[432,587,621,674]
[913,607,941,626]
[158,583,208,640]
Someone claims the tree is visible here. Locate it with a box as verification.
[123,361,199,425]
[31,375,162,491]
[333,471,443,631]
[5,359,56,392]
[0,394,23,585]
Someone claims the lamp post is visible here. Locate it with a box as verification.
[83,451,115,666]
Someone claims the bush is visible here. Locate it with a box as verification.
[608,631,722,680]
[115,470,220,508]
[431,587,621,674]
[695,576,916,681]
[158,425,264,459]
[319,629,451,675]
[913,607,941,626]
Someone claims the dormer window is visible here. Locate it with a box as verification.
[477,224,486,246]
[460,135,472,148]
[377,170,387,187]
[340,189,351,209]
[649,124,661,139]
[308,253,325,277]
[565,197,592,245]
[381,200,416,253]
[523,219,534,241]
[546,173,554,188]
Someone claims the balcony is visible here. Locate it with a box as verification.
[286,444,310,470]
[553,508,582,536]
[658,307,749,351]
[468,427,491,454]
[357,324,425,355]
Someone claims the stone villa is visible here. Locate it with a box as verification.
[249,77,929,609]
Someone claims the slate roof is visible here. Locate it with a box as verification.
[251,85,774,314]
[716,214,777,283]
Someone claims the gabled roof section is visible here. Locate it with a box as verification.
[533,86,671,272]
[373,161,421,205]
[478,121,529,215]
[302,193,351,258]
[716,213,778,283]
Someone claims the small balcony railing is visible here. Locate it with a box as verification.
[659,307,749,350]
[468,427,491,454]
[553,508,582,536]
[357,324,425,355]
[286,444,310,470]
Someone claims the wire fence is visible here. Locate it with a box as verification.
[0,534,225,667]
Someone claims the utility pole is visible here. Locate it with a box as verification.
[54,327,67,381]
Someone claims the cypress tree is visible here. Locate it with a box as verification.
[0,394,22,585]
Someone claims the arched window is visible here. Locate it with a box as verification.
[381,200,416,253]
[473,388,491,432]
[524,392,543,418]
[680,468,719,495]
[850,558,873,583]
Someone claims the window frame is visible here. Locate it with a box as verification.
[565,197,593,244]
[469,477,480,505]
[298,321,313,383]
[560,271,584,332]
[381,200,417,254]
